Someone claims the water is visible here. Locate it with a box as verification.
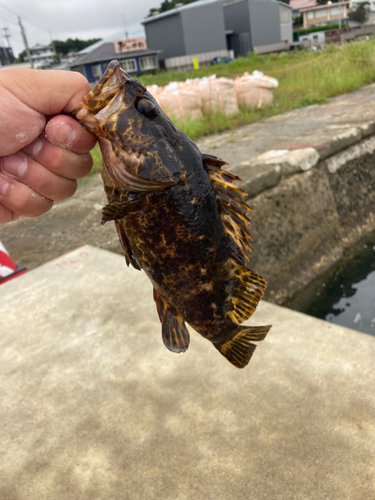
[284,230,375,336]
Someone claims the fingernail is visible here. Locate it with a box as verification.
[0,176,9,195]
[23,138,44,157]
[50,122,76,147]
[2,154,28,178]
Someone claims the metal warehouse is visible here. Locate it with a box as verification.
[142,0,293,69]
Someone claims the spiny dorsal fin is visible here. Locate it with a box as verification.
[153,289,190,353]
[213,324,272,369]
[202,154,253,267]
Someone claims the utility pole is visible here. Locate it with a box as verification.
[122,14,128,39]
[18,16,33,68]
[1,21,11,65]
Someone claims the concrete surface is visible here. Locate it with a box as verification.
[1,245,374,500]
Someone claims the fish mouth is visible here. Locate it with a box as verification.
[73,60,127,120]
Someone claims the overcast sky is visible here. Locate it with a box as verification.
[0,0,160,57]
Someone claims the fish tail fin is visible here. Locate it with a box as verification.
[213,324,272,369]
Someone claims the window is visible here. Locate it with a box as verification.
[307,11,314,19]
[315,8,327,18]
[330,6,343,15]
[120,59,137,72]
[139,56,157,71]
[91,64,102,78]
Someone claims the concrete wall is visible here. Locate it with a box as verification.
[180,1,227,55]
[144,14,185,61]
[234,135,375,304]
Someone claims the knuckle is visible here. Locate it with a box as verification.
[54,179,77,201]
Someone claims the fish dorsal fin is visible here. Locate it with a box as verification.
[202,154,267,322]
[153,289,190,353]
[226,260,267,324]
[202,154,253,268]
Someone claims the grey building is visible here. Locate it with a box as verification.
[224,0,293,56]
[142,0,228,66]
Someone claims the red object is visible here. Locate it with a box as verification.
[0,241,27,285]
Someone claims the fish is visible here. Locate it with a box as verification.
[72,60,272,369]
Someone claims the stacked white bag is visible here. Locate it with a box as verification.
[234,71,279,109]
[147,71,278,120]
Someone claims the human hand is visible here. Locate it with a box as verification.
[0,68,96,224]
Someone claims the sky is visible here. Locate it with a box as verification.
[0,0,160,57]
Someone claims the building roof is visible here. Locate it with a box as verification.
[289,0,317,11]
[278,1,293,10]
[29,43,53,50]
[71,42,159,67]
[142,0,221,25]
[299,0,349,11]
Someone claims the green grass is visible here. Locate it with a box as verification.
[88,38,375,176]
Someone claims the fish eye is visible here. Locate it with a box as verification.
[135,98,159,120]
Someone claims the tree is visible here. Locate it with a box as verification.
[348,2,369,24]
[147,0,199,17]
[51,38,102,56]
[15,49,27,63]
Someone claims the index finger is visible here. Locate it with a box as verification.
[0,68,90,115]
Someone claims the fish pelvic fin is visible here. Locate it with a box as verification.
[153,289,190,353]
[213,324,272,369]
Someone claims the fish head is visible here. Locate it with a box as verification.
[73,60,191,191]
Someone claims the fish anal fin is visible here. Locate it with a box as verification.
[202,153,254,266]
[153,289,190,353]
[227,260,267,324]
[114,221,141,270]
[214,324,272,369]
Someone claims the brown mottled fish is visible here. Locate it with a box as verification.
[72,60,271,368]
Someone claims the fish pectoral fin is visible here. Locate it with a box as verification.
[114,221,141,271]
[101,201,130,223]
[213,324,272,369]
[227,260,267,324]
[153,289,190,353]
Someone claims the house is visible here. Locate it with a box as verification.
[299,1,349,28]
[289,0,317,19]
[142,0,231,70]
[29,43,56,68]
[70,38,160,83]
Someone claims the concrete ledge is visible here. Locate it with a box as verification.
[1,246,374,500]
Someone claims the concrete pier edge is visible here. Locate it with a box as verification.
[1,245,374,500]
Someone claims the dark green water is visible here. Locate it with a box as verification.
[284,230,375,336]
